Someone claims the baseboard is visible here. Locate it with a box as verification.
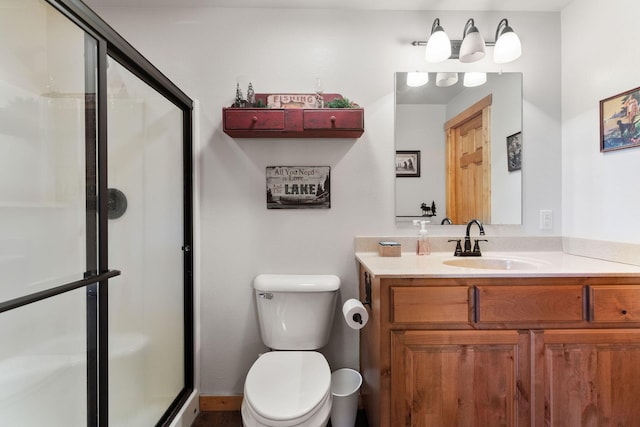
[199,395,243,411]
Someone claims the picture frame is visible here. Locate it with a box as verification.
[395,150,420,177]
[506,131,522,172]
[600,86,640,152]
[266,166,331,209]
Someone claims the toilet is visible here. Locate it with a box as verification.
[241,274,340,427]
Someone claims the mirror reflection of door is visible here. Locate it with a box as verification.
[445,95,492,224]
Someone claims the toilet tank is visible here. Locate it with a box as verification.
[253,274,340,350]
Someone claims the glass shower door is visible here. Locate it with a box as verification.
[106,57,185,426]
[2,1,193,425]
[0,1,96,425]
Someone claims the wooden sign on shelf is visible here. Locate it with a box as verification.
[267,94,318,109]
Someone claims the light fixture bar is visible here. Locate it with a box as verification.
[412,18,520,64]
[411,39,495,59]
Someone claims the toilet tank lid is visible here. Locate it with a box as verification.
[253,274,340,292]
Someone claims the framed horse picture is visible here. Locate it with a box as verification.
[600,86,640,152]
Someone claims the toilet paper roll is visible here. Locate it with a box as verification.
[342,298,369,330]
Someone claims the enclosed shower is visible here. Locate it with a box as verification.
[0,1,194,426]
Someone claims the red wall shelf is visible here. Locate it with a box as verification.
[222,93,364,138]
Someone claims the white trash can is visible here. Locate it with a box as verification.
[330,368,362,427]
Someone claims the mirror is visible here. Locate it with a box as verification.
[395,71,522,225]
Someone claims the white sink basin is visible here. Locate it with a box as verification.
[443,257,544,270]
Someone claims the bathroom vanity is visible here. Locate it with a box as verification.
[356,251,640,427]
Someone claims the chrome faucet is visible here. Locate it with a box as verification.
[440,217,452,225]
[449,219,487,257]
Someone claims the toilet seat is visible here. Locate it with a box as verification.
[243,351,332,427]
[242,387,331,427]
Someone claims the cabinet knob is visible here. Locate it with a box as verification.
[252,116,258,122]
[330,115,336,122]
[622,309,628,315]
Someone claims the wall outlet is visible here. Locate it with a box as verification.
[539,210,552,230]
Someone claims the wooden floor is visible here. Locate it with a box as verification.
[191,410,369,427]
[191,411,241,427]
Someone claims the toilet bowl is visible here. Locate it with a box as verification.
[242,274,339,427]
[241,351,332,427]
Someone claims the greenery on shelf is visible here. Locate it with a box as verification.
[325,97,358,108]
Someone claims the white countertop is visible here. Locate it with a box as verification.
[355,251,640,278]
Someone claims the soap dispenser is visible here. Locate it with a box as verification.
[413,220,431,255]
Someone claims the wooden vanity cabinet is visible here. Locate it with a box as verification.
[533,329,640,426]
[358,266,640,427]
[392,329,530,426]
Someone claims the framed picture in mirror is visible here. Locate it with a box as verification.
[506,132,522,171]
[600,86,640,152]
[396,150,420,177]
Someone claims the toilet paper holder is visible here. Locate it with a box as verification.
[353,313,365,325]
[362,271,372,307]
[351,272,373,325]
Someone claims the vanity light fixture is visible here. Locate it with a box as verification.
[435,72,458,87]
[463,71,487,87]
[424,18,451,63]
[411,18,521,64]
[459,19,485,63]
[493,18,522,63]
[406,71,429,87]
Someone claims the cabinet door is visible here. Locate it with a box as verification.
[391,330,530,427]
[535,329,640,427]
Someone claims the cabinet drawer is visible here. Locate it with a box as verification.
[477,285,584,323]
[224,109,285,130]
[303,109,364,130]
[391,286,470,323]
[590,285,640,322]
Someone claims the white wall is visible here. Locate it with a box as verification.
[562,0,640,243]
[86,6,562,395]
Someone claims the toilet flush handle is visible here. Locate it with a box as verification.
[258,292,273,300]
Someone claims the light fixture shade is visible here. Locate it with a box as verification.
[463,72,487,87]
[406,72,429,87]
[493,21,521,63]
[459,19,486,63]
[436,72,458,87]
[425,19,451,63]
